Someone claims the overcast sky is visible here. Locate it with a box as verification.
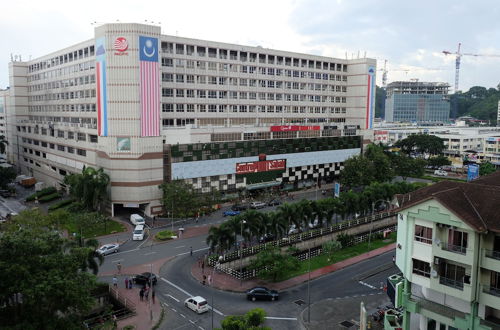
[2,0,499,91]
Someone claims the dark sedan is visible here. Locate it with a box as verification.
[267,199,281,206]
[246,287,279,301]
[132,272,158,286]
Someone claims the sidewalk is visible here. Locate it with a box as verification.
[191,243,396,292]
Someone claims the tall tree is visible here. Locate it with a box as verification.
[249,246,300,282]
[0,166,16,189]
[64,166,110,210]
[479,161,497,176]
[392,155,426,180]
[159,180,199,218]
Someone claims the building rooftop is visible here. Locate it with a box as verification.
[396,171,500,233]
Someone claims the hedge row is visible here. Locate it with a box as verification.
[38,192,61,203]
[26,187,57,202]
[155,230,175,241]
[48,199,74,211]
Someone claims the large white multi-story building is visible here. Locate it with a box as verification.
[4,23,376,216]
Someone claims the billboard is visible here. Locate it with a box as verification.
[139,35,160,137]
[95,37,108,136]
[270,125,320,132]
[467,164,479,182]
[236,159,286,174]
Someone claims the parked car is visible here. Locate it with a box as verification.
[308,218,320,229]
[184,296,209,314]
[223,210,241,217]
[96,243,120,256]
[231,204,249,211]
[0,190,11,198]
[132,272,158,285]
[250,201,266,209]
[246,287,279,301]
[288,224,300,235]
[267,199,281,206]
[259,233,276,243]
[434,170,448,176]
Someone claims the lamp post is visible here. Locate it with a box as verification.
[368,199,391,249]
[171,195,174,232]
[240,219,246,286]
[307,246,311,323]
[211,256,223,330]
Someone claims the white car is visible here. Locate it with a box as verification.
[250,201,267,209]
[96,243,120,256]
[434,170,448,176]
[130,214,145,226]
[184,296,209,314]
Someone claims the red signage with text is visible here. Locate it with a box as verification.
[236,159,286,174]
[270,125,320,132]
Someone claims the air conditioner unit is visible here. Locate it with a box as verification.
[430,269,438,278]
[434,257,440,265]
[433,238,441,246]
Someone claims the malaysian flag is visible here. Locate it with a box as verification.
[139,36,160,137]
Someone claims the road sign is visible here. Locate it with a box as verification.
[334,182,340,198]
[467,164,479,182]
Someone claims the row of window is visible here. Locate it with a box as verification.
[161,58,347,81]
[29,74,96,92]
[23,144,87,158]
[29,89,96,102]
[161,73,347,91]
[161,42,347,72]
[28,45,95,73]
[29,60,96,83]
[161,103,347,114]
[23,157,72,177]
[161,89,346,103]
[29,103,97,113]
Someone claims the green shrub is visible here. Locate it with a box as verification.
[26,186,57,201]
[155,230,175,240]
[48,199,74,211]
[38,192,61,203]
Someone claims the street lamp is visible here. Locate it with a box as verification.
[307,246,312,323]
[368,199,391,249]
[211,256,223,330]
[240,219,246,286]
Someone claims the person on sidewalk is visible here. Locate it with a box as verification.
[152,290,155,304]
[139,288,144,301]
[144,287,149,301]
[124,277,128,289]
[117,262,122,274]
[112,276,118,288]
[128,277,133,289]
[190,246,193,256]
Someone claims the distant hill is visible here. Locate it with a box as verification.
[375,85,500,123]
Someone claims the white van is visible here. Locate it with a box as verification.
[133,225,145,241]
[130,214,145,226]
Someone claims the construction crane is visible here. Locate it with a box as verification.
[379,60,444,88]
[443,43,500,93]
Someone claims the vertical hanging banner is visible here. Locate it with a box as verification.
[365,66,376,130]
[95,37,108,136]
[139,36,160,137]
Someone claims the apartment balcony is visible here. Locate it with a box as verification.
[481,249,500,271]
[439,276,464,290]
[435,242,473,265]
[442,243,466,255]
[409,294,465,323]
[479,285,500,316]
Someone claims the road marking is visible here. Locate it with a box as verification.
[160,277,224,316]
[172,308,177,312]
[189,320,195,325]
[144,251,157,256]
[177,247,209,256]
[265,317,298,321]
[175,245,185,249]
[180,313,186,318]
[358,281,377,289]
[167,294,180,302]
[198,326,204,330]
[137,238,150,249]
[107,248,139,257]
[111,259,124,263]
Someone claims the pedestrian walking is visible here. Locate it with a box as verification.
[207,274,212,286]
[152,290,156,304]
[201,260,205,273]
[198,257,201,268]
[112,276,118,288]
[144,287,149,301]
[202,275,207,285]
[139,288,144,301]
[117,262,122,274]
[124,277,129,289]
[112,314,117,329]
[128,278,133,289]
[190,246,193,256]
[392,255,396,264]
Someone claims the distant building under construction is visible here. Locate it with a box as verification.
[385,81,450,123]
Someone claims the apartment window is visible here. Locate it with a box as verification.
[57,145,65,151]
[439,263,466,289]
[208,91,217,99]
[176,74,184,83]
[67,132,74,139]
[415,225,433,244]
[446,229,468,254]
[161,58,173,67]
[77,149,86,157]
[162,88,174,97]
[187,90,195,98]
[176,104,185,112]
[77,133,86,141]
[89,135,98,143]
[187,75,195,83]
[412,259,431,278]
[163,104,174,112]
[162,73,173,82]
[57,130,65,138]
[67,146,74,153]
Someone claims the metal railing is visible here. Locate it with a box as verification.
[439,276,464,290]
[482,284,500,297]
[209,211,395,266]
[410,295,466,320]
[442,243,467,255]
[485,249,500,260]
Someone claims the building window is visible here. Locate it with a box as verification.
[445,229,468,254]
[415,225,433,244]
[412,259,431,278]
[77,149,86,157]
[439,263,466,290]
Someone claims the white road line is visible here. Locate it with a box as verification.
[144,251,157,256]
[161,278,193,297]
[198,326,204,330]
[208,306,224,316]
[265,317,298,321]
[137,238,151,249]
[177,247,209,256]
[172,308,177,312]
[167,294,180,302]
[107,248,139,257]
[180,314,186,318]
[175,245,185,249]
[111,259,124,263]
[189,320,195,325]
[358,281,377,289]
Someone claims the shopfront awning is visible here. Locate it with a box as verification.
[246,181,282,190]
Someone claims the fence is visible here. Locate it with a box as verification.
[209,211,395,266]
[217,223,397,281]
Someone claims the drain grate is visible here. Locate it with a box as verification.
[339,320,355,328]
[294,299,306,306]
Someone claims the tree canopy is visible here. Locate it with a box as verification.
[159,180,200,218]
[395,134,445,156]
[0,135,8,154]
[451,85,500,121]
[64,166,110,211]
[249,246,300,282]
[0,166,16,189]
[218,308,270,330]
[479,161,497,176]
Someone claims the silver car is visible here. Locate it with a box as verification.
[96,243,120,256]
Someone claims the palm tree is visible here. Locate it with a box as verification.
[64,166,110,210]
[267,211,286,238]
[0,135,8,154]
[207,226,222,252]
[276,203,298,234]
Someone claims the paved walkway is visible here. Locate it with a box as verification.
[191,243,397,292]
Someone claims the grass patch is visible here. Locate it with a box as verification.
[62,214,126,238]
[38,192,62,203]
[420,175,466,183]
[26,186,57,201]
[48,199,74,211]
[273,232,397,282]
[155,230,176,241]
